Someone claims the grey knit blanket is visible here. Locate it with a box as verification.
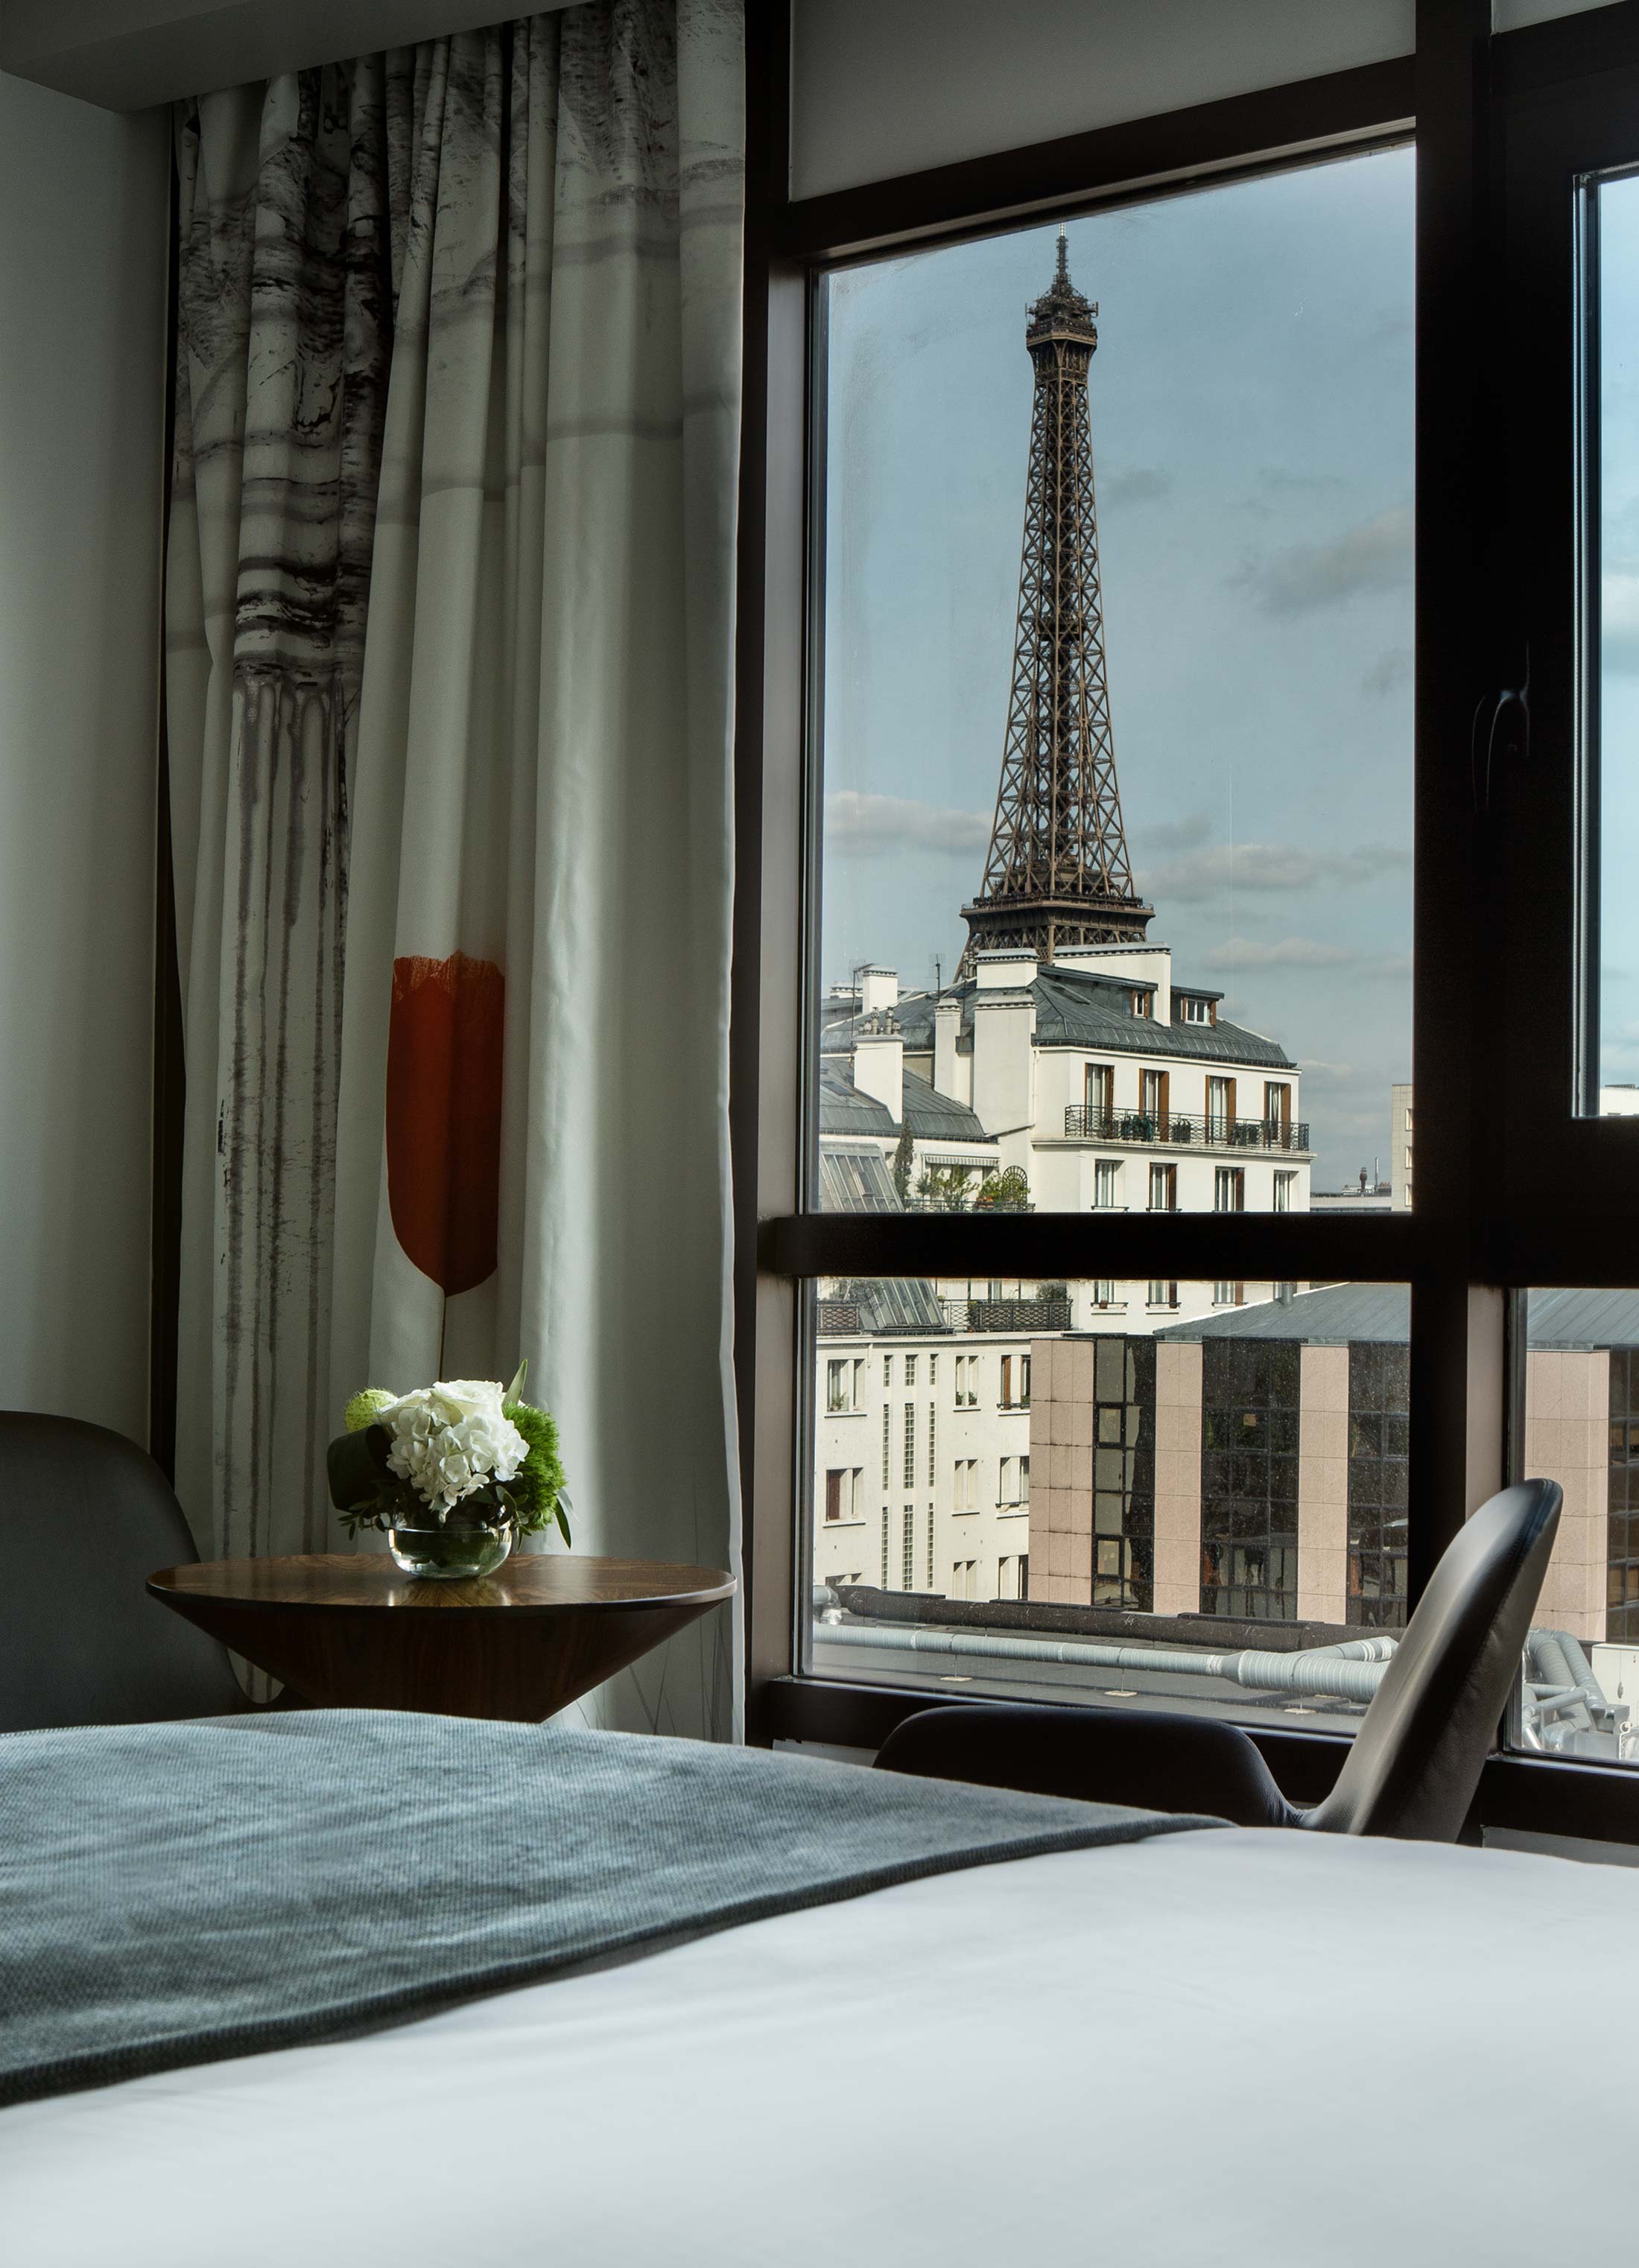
[0,1712,1217,2108]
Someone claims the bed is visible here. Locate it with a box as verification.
[3,1716,1632,2266]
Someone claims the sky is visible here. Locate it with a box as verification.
[818,146,1416,1191]
[1599,174,1639,1093]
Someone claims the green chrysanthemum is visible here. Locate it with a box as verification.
[344,1388,396,1435]
[503,1400,568,1540]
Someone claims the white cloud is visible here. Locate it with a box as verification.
[1237,503,1413,617]
[825,791,991,858]
[1137,839,1410,902]
[1133,809,1211,852]
[1201,936,1357,971]
[1103,466,1172,506]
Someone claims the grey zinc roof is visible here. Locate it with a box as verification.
[822,965,1293,1071]
[817,1057,992,1144]
[1156,1283,1410,1344]
[1524,1287,1639,1349]
[1155,1282,1639,1350]
[817,1060,895,1137]
[900,1067,992,1143]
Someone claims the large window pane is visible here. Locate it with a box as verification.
[1515,1290,1639,1764]
[1593,174,1639,1110]
[814,151,1415,1219]
[808,1276,1411,1732]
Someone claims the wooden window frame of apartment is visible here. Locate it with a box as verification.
[732,0,1639,1846]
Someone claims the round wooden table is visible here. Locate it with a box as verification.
[147,1554,736,1721]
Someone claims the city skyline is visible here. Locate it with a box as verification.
[819,147,1414,1189]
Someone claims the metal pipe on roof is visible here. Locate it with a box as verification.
[819,1620,1389,1702]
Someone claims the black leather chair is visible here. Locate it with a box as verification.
[876,1478,1563,1841]
[0,1411,244,1732]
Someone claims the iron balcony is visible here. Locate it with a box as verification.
[1062,1107,1312,1154]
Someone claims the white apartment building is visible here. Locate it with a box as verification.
[813,1283,1036,1604]
[820,943,1309,1333]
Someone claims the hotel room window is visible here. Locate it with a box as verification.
[795,122,1421,1732]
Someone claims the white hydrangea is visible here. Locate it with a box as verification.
[378,1379,527,1519]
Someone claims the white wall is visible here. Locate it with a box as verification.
[790,0,1418,199]
[790,0,1628,202]
[0,72,169,1440]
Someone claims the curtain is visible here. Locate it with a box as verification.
[166,3,744,1740]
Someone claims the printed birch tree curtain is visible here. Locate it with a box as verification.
[166,3,743,1738]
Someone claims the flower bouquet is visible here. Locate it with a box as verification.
[326,1363,569,1580]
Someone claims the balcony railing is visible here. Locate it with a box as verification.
[945,1297,1071,1333]
[1063,1108,1310,1153]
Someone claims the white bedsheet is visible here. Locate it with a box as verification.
[3,1826,1632,2267]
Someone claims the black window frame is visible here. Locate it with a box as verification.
[735,0,1639,1846]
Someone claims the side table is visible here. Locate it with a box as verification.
[147,1554,735,1721]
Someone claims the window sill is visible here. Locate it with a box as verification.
[824,1406,868,1418]
[820,1518,870,1530]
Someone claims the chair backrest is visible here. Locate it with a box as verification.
[0,1411,243,1731]
[1306,1478,1562,1839]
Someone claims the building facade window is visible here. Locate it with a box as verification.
[902,1508,915,1589]
[1212,1280,1246,1306]
[883,1353,893,1388]
[1348,1341,1410,1628]
[822,1469,862,1522]
[1149,1163,1176,1211]
[1609,1349,1639,1642]
[1206,1076,1234,1139]
[1273,1170,1296,1212]
[1091,1280,1119,1307]
[825,1358,864,1411]
[1093,1159,1122,1208]
[881,1405,890,1487]
[928,1400,936,1484]
[880,1511,890,1587]
[1001,1353,1031,1407]
[927,1505,936,1587]
[1200,1338,1299,1622]
[1214,1166,1245,1212]
[1147,1279,1179,1308]
[903,1402,916,1486]
[1091,1335,1155,1613]
[1085,1063,1113,1124]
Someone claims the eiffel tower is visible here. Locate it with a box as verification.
[961,231,1153,968]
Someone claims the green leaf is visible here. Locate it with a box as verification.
[326,1424,394,1513]
[503,1358,528,1411]
[554,1487,574,1548]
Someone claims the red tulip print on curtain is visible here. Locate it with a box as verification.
[385,953,505,1297]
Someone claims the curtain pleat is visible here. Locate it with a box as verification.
[166,3,744,1738]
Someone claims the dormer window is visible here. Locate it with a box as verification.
[1128,986,1154,1019]
[1176,993,1217,1025]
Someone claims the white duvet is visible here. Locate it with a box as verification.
[3,1826,1632,2267]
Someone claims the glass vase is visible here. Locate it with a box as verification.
[385,1516,516,1581]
